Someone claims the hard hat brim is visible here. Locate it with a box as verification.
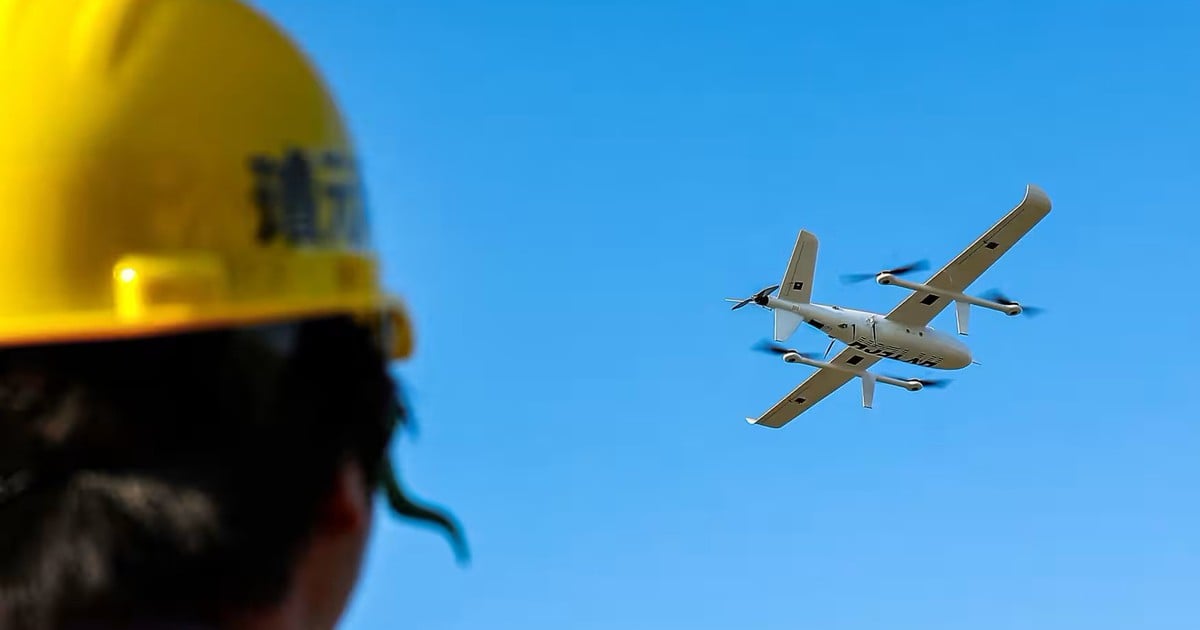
[0,294,413,359]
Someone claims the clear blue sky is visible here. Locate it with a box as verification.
[254,2,1199,628]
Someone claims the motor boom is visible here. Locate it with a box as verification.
[877,273,1021,315]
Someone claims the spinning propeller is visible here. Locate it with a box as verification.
[884,375,952,389]
[752,341,819,360]
[840,260,930,284]
[726,284,780,310]
[982,289,1044,316]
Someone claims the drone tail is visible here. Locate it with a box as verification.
[770,229,817,342]
[776,230,818,305]
[773,310,803,342]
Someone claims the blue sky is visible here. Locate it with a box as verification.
[254,2,1200,628]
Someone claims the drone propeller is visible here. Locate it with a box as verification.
[726,284,780,310]
[885,375,952,389]
[753,340,820,360]
[840,259,930,284]
[982,289,1044,317]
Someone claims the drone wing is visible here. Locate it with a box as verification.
[886,184,1052,328]
[747,346,881,428]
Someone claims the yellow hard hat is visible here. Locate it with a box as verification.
[0,0,412,358]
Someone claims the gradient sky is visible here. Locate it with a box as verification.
[252,2,1200,628]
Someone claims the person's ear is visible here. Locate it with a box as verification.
[317,460,371,536]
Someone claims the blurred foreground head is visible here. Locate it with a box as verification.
[0,0,464,628]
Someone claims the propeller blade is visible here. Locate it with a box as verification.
[753,341,819,360]
[982,289,1016,305]
[840,260,929,284]
[756,284,780,297]
[728,284,780,310]
[885,375,953,389]
[839,272,879,284]
[887,259,929,276]
[982,289,1044,316]
[753,340,793,355]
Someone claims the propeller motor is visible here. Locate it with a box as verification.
[840,260,930,284]
[726,284,780,310]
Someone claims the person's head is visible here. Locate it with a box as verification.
[0,317,441,629]
[0,1,462,628]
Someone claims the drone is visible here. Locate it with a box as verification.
[727,184,1052,429]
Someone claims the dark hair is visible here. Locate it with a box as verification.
[0,316,458,629]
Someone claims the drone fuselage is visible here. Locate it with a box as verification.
[763,297,972,370]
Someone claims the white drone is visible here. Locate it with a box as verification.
[728,184,1052,429]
